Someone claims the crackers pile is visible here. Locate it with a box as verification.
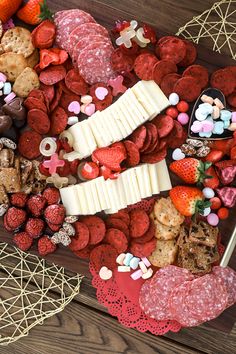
[0,26,39,97]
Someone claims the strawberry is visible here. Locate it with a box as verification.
[208,139,235,156]
[81,162,99,180]
[203,166,220,189]
[38,235,56,256]
[17,0,52,25]
[170,158,212,184]
[205,150,224,164]
[169,186,210,217]
[0,0,22,23]
[92,145,127,172]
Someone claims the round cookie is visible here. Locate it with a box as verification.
[148,239,178,267]
[1,27,35,58]
[150,212,181,240]
[0,53,28,82]
[153,197,185,227]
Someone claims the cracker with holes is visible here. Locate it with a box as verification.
[153,197,185,227]
[13,67,40,97]
[148,239,178,267]
[0,53,28,82]
[150,212,180,240]
[26,49,39,68]
[1,27,34,58]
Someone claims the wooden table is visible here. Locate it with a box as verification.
[1,0,236,353]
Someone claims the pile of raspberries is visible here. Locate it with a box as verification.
[4,187,65,256]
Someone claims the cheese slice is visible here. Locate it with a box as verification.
[75,183,89,215]
[103,108,124,141]
[131,84,157,119]
[115,174,127,209]
[99,110,117,143]
[59,185,82,215]
[109,104,129,138]
[135,164,152,198]
[87,112,107,148]
[129,169,141,203]
[82,181,97,215]
[156,159,172,191]
[95,111,114,147]
[89,179,103,212]
[104,179,119,214]
[148,163,160,195]
[113,102,133,136]
[80,119,97,155]
[121,170,137,205]
[68,123,90,158]
[141,80,170,113]
[117,95,139,130]
[134,81,160,119]
[94,176,110,210]
[122,88,149,124]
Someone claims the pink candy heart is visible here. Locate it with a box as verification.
[202,120,214,133]
[84,103,95,116]
[99,266,113,280]
[95,87,108,100]
[68,101,81,114]
[191,120,203,133]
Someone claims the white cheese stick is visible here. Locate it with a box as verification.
[148,163,160,195]
[60,185,82,215]
[156,159,172,191]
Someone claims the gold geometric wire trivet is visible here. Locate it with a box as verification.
[176,0,236,60]
[0,242,83,346]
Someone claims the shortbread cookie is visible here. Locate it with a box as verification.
[1,27,34,58]
[150,212,180,240]
[0,167,21,193]
[0,53,28,81]
[13,67,40,97]
[153,197,185,227]
[189,221,218,247]
[26,49,39,68]
[148,239,178,267]
[0,184,9,204]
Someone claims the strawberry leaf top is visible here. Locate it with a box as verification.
[39,0,53,21]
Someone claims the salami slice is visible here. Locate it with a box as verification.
[139,265,194,320]
[78,42,116,84]
[173,76,201,102]
[212,266,236,307]
[55,11,96,51]
[72,35,111,65]
[68,22,110,55]
[152,60,177,85]
[183,64,209,89]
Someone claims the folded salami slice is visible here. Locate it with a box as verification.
[139,265,194,320]
[212,266,236,307]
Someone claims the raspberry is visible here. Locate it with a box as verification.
[10,193,28,208]
[42,187,61,205]
[5,207,27,230]
[44,204,65,225]
[47,222,61,232]
[27,194,47,217]
[38,236,57,256]
[3,214,14,232]
[25,218,45,238]
[13,232,33,251]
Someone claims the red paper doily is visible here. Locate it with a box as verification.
[90,263,182,335]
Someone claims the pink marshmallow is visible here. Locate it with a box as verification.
[130,269,143,280]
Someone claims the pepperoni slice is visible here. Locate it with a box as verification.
[152,60,177,85]
[178,40,197,67]
[18,131,42,160]
[24,97,48,113]
[210,68,235,96]
[152,114,174,138]
[50,106,68,135]
[183,64,209,89]
[134,52,158,80]
[65,69,88,95]
[69,221,90,251]
[39,65,66,85]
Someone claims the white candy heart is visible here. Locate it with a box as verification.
[116,253,126,265]
[99,266,113,280]
[172,148,185,161]
[95,87,108,100]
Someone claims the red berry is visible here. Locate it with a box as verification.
[44,204,65,225]
[38,236,57,256]
[99,165,112,180]
[217,207,229,220]
[5,207,27,230]
[114,20,130,33]
[210,197,222,210]
[205,150,224,164]
[56,160,71,177]
[3,214,14,232]
[70,159,80,175]
[25,218,45,238]
[81,162,99,180]
[47,222,61,232]
[43,187,61,205]
[177,100,189,113]
[59,139,73,153]
[13,232,33,251]
[39,162,50,177]
[166,106,178,119]
[27,195,47,217]
[10,193,28,208]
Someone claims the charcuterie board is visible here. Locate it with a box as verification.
[0,0,235,335]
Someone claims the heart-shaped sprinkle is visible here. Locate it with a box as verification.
[172,148,185,161]
[95,87,108,100]
[116,253,126,265]
[84,103,95,116]
[99,266,113,280]
[68,101,81,114]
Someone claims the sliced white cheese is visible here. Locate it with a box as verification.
[135,164,152,199]
[122,88,149,124]
[156,159,172,191]
[109,104,129,138]
[113,102,133,136]
[135,81,160,119]
[103,108,124,141]
[87,111,107,148]
[115,174,127,209]
[117,95,138,130]
[94,176,110,210]
[81,181,97,215]
[131,84,157,119]
[59,185,82,215]
[68,123,90,158]
[148,163,160,195]
[80,119,97,155]
[121,170,136,206]
[95,111,114,147]
[141,80,170,113]
[104,179,119,214]
[89,179,103,213]
[75,183,89,215]
[129,169,141,203]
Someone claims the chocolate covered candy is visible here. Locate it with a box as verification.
[2,97,26,121]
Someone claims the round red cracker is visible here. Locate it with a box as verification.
[82,216,106,245]
[127,198,155,214]
[134,52,158,80]
[65,69,89,95]
[124,140,140,167]
[90,244,118,271]
[140,127,152,153]
[142,123,159,153]
[152,59,177,85]
[130,238,156,258]
[105,228,128,253]
[178,39,197,67]
[69,221,90,251]
[28,89,46,102]
[129,209,150,238]
[18,130,42,159]
[24,96,47,113]
[59,92,81,115]
[110,210,130,225]
[227,91,236,107]
[129,125,147,150]
[183,64,209,89]
[210,68,235,96]
[27,109,50,134]
[134,219,155,244]
[111,48,135,73]
[39,65,66,85]
[106,216,129,237]
[157,37,186,64]
[160,73,181,97]
[50,106,68,136]
[152,114,174,138]
[173,76,201,102]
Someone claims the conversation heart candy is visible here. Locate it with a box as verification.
[84,103,95,116]
[213,121,224,135]
[202,120,214,133]
[220,109,232,121]
[116,253,126,265]
[195,108,207,121]
[124,252,133,266]
[191,120,203,133]
[231,111,236,123]
[172,148,185,160]
[211,105,220,119]
[129,257,140,270]
[68,101,81,114]
[95,87,109,100]
[198,102,213,115]
[224,120,230,129]
[99,266,113,280]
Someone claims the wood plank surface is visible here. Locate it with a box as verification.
[1,0,236,352]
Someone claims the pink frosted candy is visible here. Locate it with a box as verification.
[207,213,219,226]
[177,113,189,125]
[108,75,127,96]
[43,153,65,175]
[231,112,236,123]
[191,120,203,133]
[130,269,143,280]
